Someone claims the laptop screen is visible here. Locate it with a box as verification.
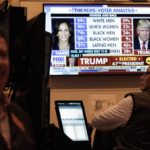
[57,102,89,141]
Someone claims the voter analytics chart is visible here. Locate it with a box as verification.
[44,4,150,75]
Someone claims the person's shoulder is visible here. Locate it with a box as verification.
[134,36,140,49]
[74,63,78,66]
[125,92,148,101]
[67,62,69,66]
[134,36,139,41]
[8,101,30,121]
[8,102,35,149]
[148,38,150,46]
[125,92,141,97]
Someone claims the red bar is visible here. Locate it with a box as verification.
[121,24,132,29]
[52,64,65,67]
[113,56,143,62]
[78,57,112,66]
[121,18,132,23]
[122,43,132,48]
[122,36,132,42]
[121,30,132,35]
[122,49,133,54]
[134,50,150,55]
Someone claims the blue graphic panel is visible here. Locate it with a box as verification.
[53,57,65,63]
[81,70,98,72]
[76,18,87,23]
[76,43,87,48]
[76,30,87,36]
[52,50,69,56]
[76,24,87,29]
[76,37,87,42]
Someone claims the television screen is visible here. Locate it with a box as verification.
[44,4,150,75]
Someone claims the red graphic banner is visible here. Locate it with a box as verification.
[121,30,132,35]
[77,56,149,66]
[78,57,111,66]
[113,56,143,62]
[122,36,132,41]
[134,50,150,55]
[122,49,133,54]
[121,24,132,29]
[53,64,65,67]
[121,18,132,23]
[122,43,132,48]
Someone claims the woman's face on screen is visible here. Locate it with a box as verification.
[57,22,70,43]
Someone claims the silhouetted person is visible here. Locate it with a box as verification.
[0,27,35,150]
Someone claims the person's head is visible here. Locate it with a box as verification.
[0,28,9,90]
[140,64,150,92]
[137,19,150,42]
[68,57,76,66]
[53,19,74,45]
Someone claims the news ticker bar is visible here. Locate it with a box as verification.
[70,49,110,57]
[76,56,149,66]
[51,14,150,17]
[52,56,150,67]
[51,66,147,75]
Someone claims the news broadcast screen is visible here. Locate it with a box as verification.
[44,4,150,75]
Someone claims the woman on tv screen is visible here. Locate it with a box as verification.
[52,19,75,50]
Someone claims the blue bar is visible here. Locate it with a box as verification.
[52,50,69,56]
[81,70,98,72]
[76,30,87,36]
[76,18,87,23]
[76,24,87,29]
[73,8,96,13]
[76,37,87,42]
[76,43,87,48]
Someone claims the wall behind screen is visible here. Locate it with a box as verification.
[20,0,144,143]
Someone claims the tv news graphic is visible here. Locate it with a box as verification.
[44,4,150,75]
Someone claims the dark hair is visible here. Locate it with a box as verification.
[0,27,8,45]
[52,19,74,47]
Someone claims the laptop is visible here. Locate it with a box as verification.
[55,101,91,149]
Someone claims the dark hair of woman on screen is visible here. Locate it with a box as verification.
[0,27,35,150]
[52,19,75,50]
